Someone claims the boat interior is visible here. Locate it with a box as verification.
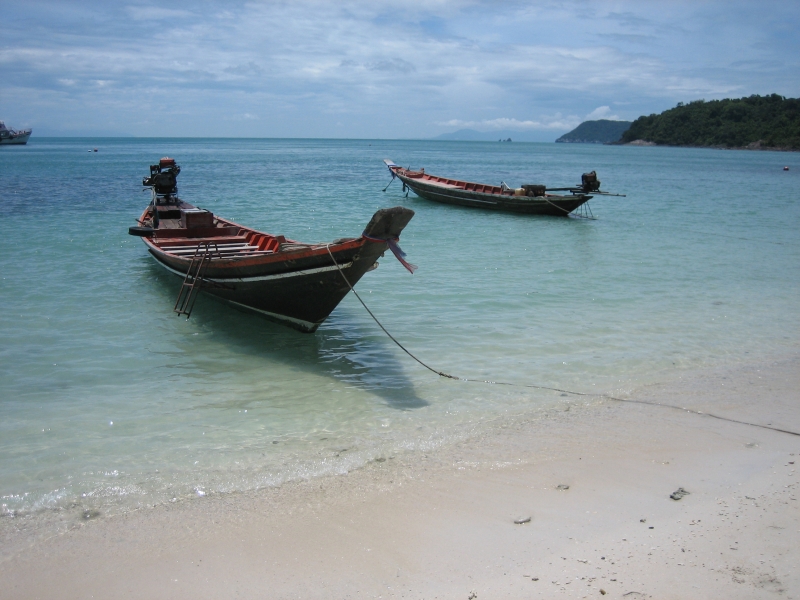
[139,157,337,259]
[146,204,324,259]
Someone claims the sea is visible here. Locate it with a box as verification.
[1,138,798,532]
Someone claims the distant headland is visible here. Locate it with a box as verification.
[433,95,799,149]
[555,119,632,144]
[620,94,800,150]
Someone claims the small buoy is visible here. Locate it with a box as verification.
[784,166,789,171]
[93,148,98,152]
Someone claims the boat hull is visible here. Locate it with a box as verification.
[147,239,386,332]
[136,202,414,332]
[0,132,31,145]
[397,173,591,216]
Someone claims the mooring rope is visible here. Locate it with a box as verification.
[326,245,455,380]
[326,245,800,438]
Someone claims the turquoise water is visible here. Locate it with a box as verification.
[1,139,798,520]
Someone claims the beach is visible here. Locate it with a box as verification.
[3,354,798,599]
[2,138,798,598]
[4,0,800,594]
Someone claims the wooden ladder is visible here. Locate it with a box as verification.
[174,242,216,318]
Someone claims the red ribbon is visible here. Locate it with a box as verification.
[362,233,417,274]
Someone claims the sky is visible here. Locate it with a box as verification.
[2,0,799,140]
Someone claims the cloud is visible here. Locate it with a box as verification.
[438,115,582,131]
[125,6,193,21]
[585,106,621,120]
[225,62,265,77]
[366,59,416,74]
[605,11,652,29]
[222,112,259,121]
[2,0,799,137]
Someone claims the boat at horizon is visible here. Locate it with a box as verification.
[0,121,32,145]
[384,160,617,216]
[129,158,415,332]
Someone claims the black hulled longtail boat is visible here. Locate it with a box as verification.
[384,159,622,216]
[129,158,415,332]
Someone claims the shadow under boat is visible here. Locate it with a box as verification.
[142,260,429,410]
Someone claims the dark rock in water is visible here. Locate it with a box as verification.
[670,487,690,500]
[557,484,570,490]
[514,516,532,524]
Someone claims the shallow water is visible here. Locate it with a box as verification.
[1,138,798,521]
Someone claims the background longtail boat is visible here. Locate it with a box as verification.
[384,159,619,216]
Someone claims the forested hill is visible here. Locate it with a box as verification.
[620,95,800,150]
[556,119,631,143]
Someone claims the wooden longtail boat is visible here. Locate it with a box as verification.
[384,159,611,216]
[129,158,415,332]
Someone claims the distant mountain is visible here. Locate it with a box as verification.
[555,120,632,144]
[620,94,800,150]
[431,128,557,143]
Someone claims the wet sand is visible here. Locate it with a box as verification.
[2,356,799,599]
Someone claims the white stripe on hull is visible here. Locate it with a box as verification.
[150,251,353,283]
[150,254,354,331]
[222,299,320,331]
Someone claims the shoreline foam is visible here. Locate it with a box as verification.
[2,354,798,598]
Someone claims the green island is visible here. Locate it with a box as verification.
[620,94,800,150]
[555,119,632,144]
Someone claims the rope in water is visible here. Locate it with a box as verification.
[326,245,800,438]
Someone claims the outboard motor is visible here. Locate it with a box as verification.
[581,171,600,193]
[143,157,181,201]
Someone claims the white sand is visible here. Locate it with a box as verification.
[2,356,799,599]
